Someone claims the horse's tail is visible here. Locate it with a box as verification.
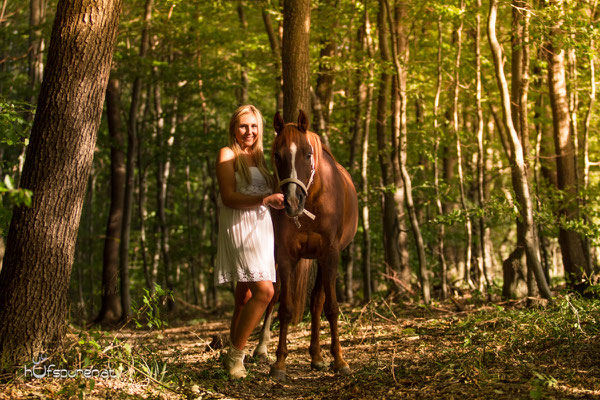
[291,258,312,325]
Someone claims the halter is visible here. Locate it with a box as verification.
[274,144,317,228]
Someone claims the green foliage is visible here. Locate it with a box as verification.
[131,283,174,330]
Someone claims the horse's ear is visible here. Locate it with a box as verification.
[297,109,309,133]
[274,111,285,135]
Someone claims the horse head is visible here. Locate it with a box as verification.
[272,110,316,218]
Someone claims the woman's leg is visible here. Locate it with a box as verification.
[230,282,252,342]
[231,281,274,350]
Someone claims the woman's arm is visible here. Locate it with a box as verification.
[216,147,283,209]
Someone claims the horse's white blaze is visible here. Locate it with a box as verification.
[289,142,298,179]
[287,142,299,207]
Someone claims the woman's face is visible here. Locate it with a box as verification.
[235,112,259,151]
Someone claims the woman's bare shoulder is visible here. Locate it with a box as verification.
[217,146,235,163]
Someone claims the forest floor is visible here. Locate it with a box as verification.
[2,292,600,399]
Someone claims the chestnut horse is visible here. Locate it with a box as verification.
[253,110,358,381]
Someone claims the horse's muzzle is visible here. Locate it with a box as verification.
[283,183,306,217]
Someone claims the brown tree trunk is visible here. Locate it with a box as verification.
[360,5,374,302]
[262,6,284,111]
[488,0,551,299]
[120,0,153,320]
[0,0,121,365]
[452,0,474,290]
[377,0,408,293]
[237,1,249,105]
[433,15,449,299]
[95,76,125,324]
[475,0,489,292]
[386,0,430,303]
[153,82,175,310]
[312,0,338,147]
[546,0,590,288]
[282,0,311,122]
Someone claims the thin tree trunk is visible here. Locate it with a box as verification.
[377,0,407,293]
[488,0,551,299]
[0,0,121,365]
[120,0,154,321]
[95,77,125,324]
[153,82,175,310]
[452,0,474,290]
[385,0,430,303]
[433,15,448,299]
[262,6,284,111]
[546,0,590,288]
[475,0,489,293]
[237,1,249,105]
[582,1,597,274]
[360,5,374,303]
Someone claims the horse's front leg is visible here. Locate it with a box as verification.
[253,281,279,363]
[309,267,326,370]
[320,251,351,375]
[269,258,294,381]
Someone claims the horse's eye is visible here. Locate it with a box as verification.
[274,153,281,162]
[307,153,312,160]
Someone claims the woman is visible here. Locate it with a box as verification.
[215,105,284,379]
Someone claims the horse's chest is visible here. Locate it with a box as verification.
[291,232,326,259]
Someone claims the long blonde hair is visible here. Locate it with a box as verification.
[228,105,275,190]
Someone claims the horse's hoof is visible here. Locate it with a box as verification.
[269,367,286,382]
[333,365,351,376]
[255,353,270,364]
[310,361,328,371]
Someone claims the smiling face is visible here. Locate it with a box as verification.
[235,112,259,151]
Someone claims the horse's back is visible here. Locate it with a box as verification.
[335,161,358,250]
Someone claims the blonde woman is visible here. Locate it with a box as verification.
[215,105,284,379]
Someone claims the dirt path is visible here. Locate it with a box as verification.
[2,298,600,399]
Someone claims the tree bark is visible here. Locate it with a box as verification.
[262,6,284,111]
[282,0,311,122]
[237,1,249,105]
[377,0,408,293]
[120,0,153,320]
[546,0,590,288]
[433,15,449,299]
[385,0,430,303]
[488,0,551,299]
[475,0,489,292]
[0,0,122,365]
[95,76,125,324]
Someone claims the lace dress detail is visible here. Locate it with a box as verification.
[215,167,276,284]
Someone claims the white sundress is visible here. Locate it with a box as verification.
[215,166,277,284]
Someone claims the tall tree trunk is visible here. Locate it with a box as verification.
[582,1,597,274]
[153,82,175,310]
[433,15,449,299]
[312,0,338,147]
[452,0,474,290]
[120,0,153,320]
[0,0,121,366]
[237,1,249,105]
[282,0,311,122]
[377,0,408,293]
[488,0,551,299]
[360,5,374,302]
[546,0,590,288]
[95,76,125,324]
[386,0,430,303]
[475,0,489,292]
[185,163,200,305]
[262,6,284,111]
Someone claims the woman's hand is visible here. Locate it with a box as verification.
[263,193,284,209]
